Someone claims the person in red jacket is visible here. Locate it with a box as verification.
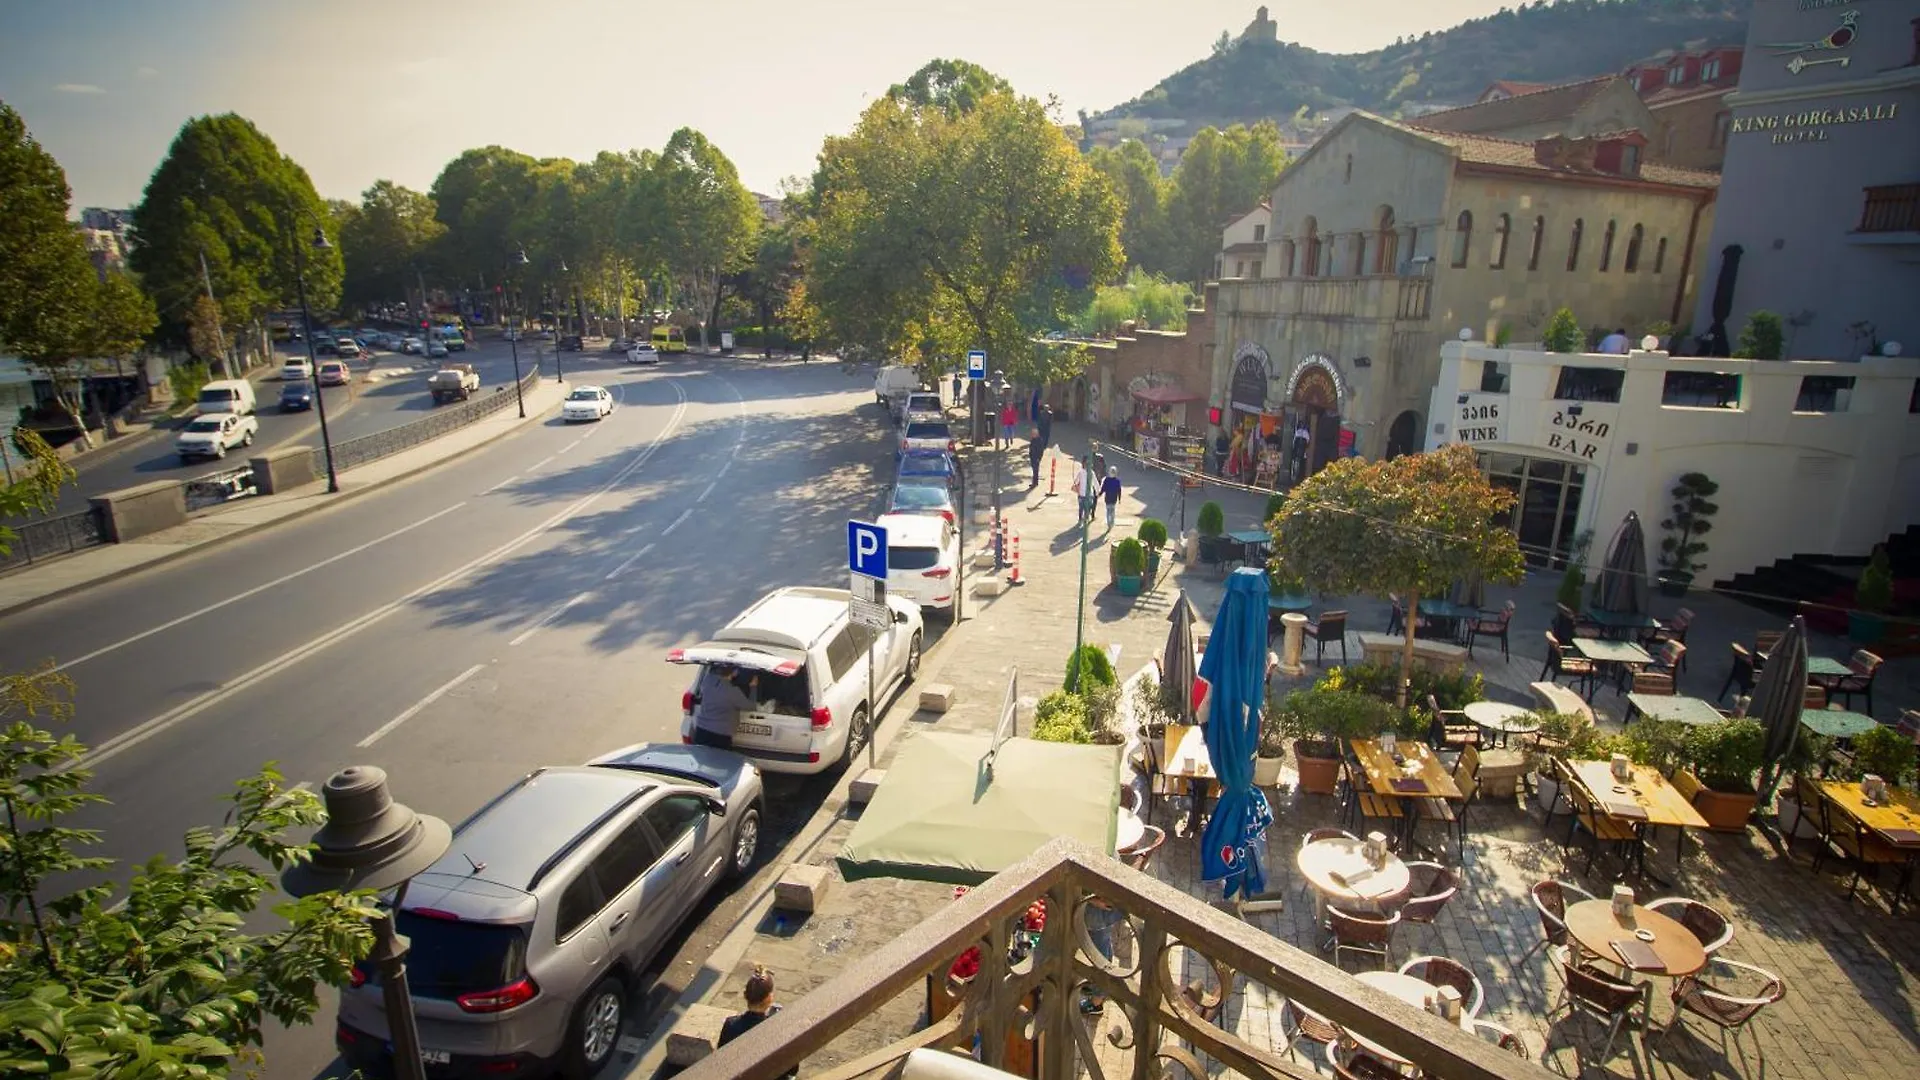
[998,400,1017,449]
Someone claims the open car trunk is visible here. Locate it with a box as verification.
[667,644,815,759]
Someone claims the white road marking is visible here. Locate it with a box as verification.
[661,508,692,537]
[510,591,592,646]
[51,503,469,674]
[605,542,655,581]
[480,474,521,495]
[528,453,558,472]
[357,665,485,747]
[696,482,715,503]
[75,384,691,771]
[558,439,581,454]
[581,424,603,439]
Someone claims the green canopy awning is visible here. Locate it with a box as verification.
[837,731,1122,886]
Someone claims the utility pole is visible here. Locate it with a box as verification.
[198,247,234,379]
[1072,449,1092,691]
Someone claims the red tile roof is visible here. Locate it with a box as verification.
[1416,75,1618,134]
[1403,124,1720,190]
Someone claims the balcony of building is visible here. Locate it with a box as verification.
[1849,183,1920,246]
[1218,275,1433,323]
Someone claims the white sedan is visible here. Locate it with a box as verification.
[280,357,313,381]
[562,385,615,422]
[626,343,660,364]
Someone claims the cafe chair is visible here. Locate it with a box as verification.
[1548,945,1653,1063]
[1425,694,1480,756]
[1519,879,1597,995]
[1718,642,1758,705]
[1326,906,1401,970]
[1279,1000,1344,1067]
[1296,828,1359,904]
[1650,640,1688,688]
[1340,757,1404,842]
[1470,1018,1531,1060]
[1395,862,1459,953]
[1196,533,1232,577]
[1831,649,1884,715]
[1125,825,1168,874]
[1567,780,1640,878]
[1630,671,1676,696]
[1305,610,1350,666]
[1817,795,1906,906]
[1540,632,1598,701]
[1755,630,1784,659]
[1465,600,1517,661]
[1662,958,1787,1063]
[1644,897,1734,958]
[1325,1043,1405,1080]
[1792,774,1834,863]
[1386,593,1426,638]
[1400,955,1485,1018]
[1804,684,1829,712]
[1640,607,1694,671]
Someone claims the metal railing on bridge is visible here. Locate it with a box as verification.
[321,368,540,474]
[0,506,108,573]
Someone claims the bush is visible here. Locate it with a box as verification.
[1063,645,1116,693]
[1315,664,1483,711]
[1853,724,1916,787]
[1132,674,1179,735]
[1683,718,1766,793]
[1136,518,1168,551]
[1619,719,1691,776]
[1556,564,1585,610]
[1273,687,1397,754]
[1543,307,1584,353]
[1492,322,1514,348]
[167,360,212,406]
[1735,310,1784,360]
[1264,492,1287,523]
[1032,691,1092,744]
[1113,537,1147,575]
[1196,500,1225,537]
[1856,547,1894,613]
[1082,682,1123,743]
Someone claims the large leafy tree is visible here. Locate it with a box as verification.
[338,180,445,312]
[1163,121,1286,284]
[1085,138,1172,275]
[646,128,760,349]
[886,58,1013,115]
[804,67,1122,384]
[1269,444,1524,708]
[427,146,542,299]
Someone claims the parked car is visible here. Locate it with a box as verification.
[333,744,764,1080]
[900,390,944,417]
[317,360,351,387]
[279,380,314,412]
[626,342,659,364]
[335,338,361,359]
[899,417,956,455]
[427,340,449,358]
[280,357,313,381]
[175,412,258,461]
[562,385,615,422]
[314,336,338,355]
[895,449,960,490]
[669,586,923,774]
[402,336,424,354]
[885,480,957,524]
[877,512,960,612]
[608,338,635,353]
[873,365,918,407]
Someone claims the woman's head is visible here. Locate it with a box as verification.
[744,964,775,1006]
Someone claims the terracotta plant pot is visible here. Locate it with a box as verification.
[1294,740,1342,795]
[1692,784,1759,832]
[1253,754,1285,787]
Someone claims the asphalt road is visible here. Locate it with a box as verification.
[0,353,923,1078]
[19,338,556,518]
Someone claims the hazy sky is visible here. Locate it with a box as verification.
[2,0,1520,210]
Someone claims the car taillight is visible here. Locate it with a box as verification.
[940,510,955,525]
[681,691,694,712]
[456,977,539,1013]
[947,440,956,452]
[923,567,952,578]
[811,706,832,731]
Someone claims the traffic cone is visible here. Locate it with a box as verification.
[1008,527,1023,585]
[1047,455,1058,496]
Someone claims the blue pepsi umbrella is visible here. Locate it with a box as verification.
[1198,567,1276,900]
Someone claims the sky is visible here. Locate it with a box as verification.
[1,0,1523,211]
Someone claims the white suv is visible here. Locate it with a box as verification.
[877,512,959,612]
[670,586,923,774]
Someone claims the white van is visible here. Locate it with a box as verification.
[196,378,257,416]
[873,365,918,407]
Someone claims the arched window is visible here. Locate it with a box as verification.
[1451,210,1473,268]
[1279,239,1296,277]
[1344,154,1354,183]
[1566,219,1584,271]
[1352,232,1367,276]
[1527,215,1545,271]
[1301,218,1320,278]
[1375,206,1398,274]
[1490,213,1511,270]
[1599,219,1617,271]
[1653,236,1669,274]
[1624,224,1644,273]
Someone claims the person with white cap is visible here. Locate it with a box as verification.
[1099,465,1123,530]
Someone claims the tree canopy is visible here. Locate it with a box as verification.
[1162,121,1286,283]
[337,180,445,311]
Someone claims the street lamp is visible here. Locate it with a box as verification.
[553,259,568,382]
[507,248,530,418]
[281,766,451,1080]
[288,214,340,492]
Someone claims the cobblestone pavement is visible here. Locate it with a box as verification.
[697,422,1920,1079]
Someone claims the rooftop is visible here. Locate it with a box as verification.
[1414,75,1618,134]
[1404,124,1722,190]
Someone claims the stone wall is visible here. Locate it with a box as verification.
[1650,91,1732,172]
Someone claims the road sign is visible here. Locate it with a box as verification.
[850,598,891,630]
[851,574,884,604]
[967,350,987,381]
[848,520,887,580]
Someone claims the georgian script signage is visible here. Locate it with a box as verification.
[1540,404,1618,461]
[1285,354,1347,412]
[1730,101,1899,143]
[1453,394,1507,445]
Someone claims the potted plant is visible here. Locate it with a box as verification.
[1851,547,1894,644]
[1133,675,1177,764]
[1137,518,1169,582]
[1064,645,1116,694]
[1853,724,1917,789]
[1264,492,1287,525]
[1275,687,1395,795]
[1113,537,1148,596]
[1529,710,1604,810]
[1556,562,1586,613]
[1254,696,1287,787]
[1197,500,1225,539]
[1657,472,1720,597]
[1679,718,1767,831]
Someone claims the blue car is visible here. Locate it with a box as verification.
[279,380,314,412]
[896,449,959,483]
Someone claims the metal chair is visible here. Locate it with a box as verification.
[1470,1018,1530,1059]
[1645,897,1734,958]
[1540,632,1597,700]
[1519,879,1597,972]
[1340,757,1403,843]
[1464,600,1516,661]
[1306,610,1350,666]
[1279,1000,1343,1067]
[1818,794,1907,908]
[1395,862,1458,953]
[1831,649,1884,714]
[1124,825,1168,873]
[1326,906,1400,970]
[1325,1043,1405,1080]
[1755,629,1784,658]
[1566,779,1640,878]
[1718,642,1756,703]
[1662,958,1786,1062]
[1426,694,1479,754]
[1399,954,1485,1017]
[1630,671,1676,696]
[1640,607,1694,672]
[1549,946,1653,1063]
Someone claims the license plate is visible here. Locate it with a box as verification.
[736,721,774,737]
[387,1044,450,1065]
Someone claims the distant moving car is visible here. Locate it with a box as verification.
[280,357,313,381]
[317,360,351,387]
[649,325,687,353]
[279,380,314,412]
[333,744,764,1080]
[426,341,449,358]
[401,337,424,354]
[175,412,258,462]
[625,342,659,364]
[899,417,956,455]
[877,512,960,612]
[670,586,923,774]
[334,338,361,359]
[562,385,615,421]
[196,379,256,415]
[559,334,584,352]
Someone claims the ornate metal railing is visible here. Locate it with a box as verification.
[184,465,258,511]
[0,506,107,573]
[320,367,540,474]
[686,838,1547,1080]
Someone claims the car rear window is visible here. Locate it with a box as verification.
[904,422,950,439]
[392,914,528,998]
[889,545,940,571]
[890,484,951,511]
[186,418,223,432]
[197,388,237,404]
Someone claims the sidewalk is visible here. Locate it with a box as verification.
[0,378,570,617]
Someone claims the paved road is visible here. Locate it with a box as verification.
[0,354,911,1078]
[17,338,557,518]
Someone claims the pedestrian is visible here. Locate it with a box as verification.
[1598,326,1631,354]
[718,965,796,1079]
[1072,460,1095,525]
[1211,428,1230,477]
[690,663,760,749]
[998,400,1017,449]
[1027,427,1045,488]
[1292,422,1310,482]
[1100,466,1122,531]
[950,371,963,406]
[1035,402,1054,448]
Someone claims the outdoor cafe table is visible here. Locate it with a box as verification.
[1296,837,1411,919]
[1802,655,1856,690]
[1811,781,1920,851]
[1348,970,1471,1067]
[1463,701,1539,747]
[1571,637,1654,692]
[1352,738,1461,854]
[1268,593,1314,613]
[1563,898,1708,980]
[1626,693,1725,727]
[1802,708,1878,739]
[1568,759,1708,884]
[1584,608,1660,640]
[1417,598,1480,640]
[1159,723,1215,833]
[1227,529,1271,568]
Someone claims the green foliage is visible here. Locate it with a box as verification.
[1617,718,1691,776]
[1084,140,1173,273]
[1853,724,1917,788]
[337,180,446,310]
[1856,547,1894,614]
[1064,644,1116,693]
[1136,518,1168,551]
[1492,322,1514,348]
[1131,674,1181,735]
[0,664,378,1077]
[1314,664,1483,712]
[0,102,95,367]
[0,429,75,559]
[1076,269,1189,334]
[1273,688,1396,754]
[1530,709,1608,763]
[1542,307,1584,353]
[1264,492,1287,523]
[1113,536,1147,576]
[1556,564,1586,610]
[1196,500,1226,537]
[1164,122,1287,283]
[1032,690,1092,744]
[887,59,1013,116]
[1658,472,1720,574]
[166,360,213,406]
[649,128,762,348]
[1735,310,1784,360]
[1683,718,1767,793]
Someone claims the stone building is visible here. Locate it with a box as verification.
[1216,202,1269,280]
[1415,76,1658,144]
[1625,45,1745,171]
[1691,0,1920,361]
[1206,110,1718,475]
[1048,285,1218,439]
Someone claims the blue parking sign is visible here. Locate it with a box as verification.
[848,520,888,580]
[967,350,987,381]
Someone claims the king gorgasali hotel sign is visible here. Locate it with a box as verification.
[1730,101,1900,144]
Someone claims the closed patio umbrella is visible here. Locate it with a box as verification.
[1198,567,1276,900]
[1163,591,1201,725]
[1449,571,1485,610]
[1597,512,1650,616]
[1754,616,1810,805]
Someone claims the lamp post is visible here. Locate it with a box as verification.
[507,249,529,418]
[553,259,568,382]
[281,766,451,1080]
[288,213,340,492]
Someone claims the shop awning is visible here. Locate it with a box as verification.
[1131,384,1202,406]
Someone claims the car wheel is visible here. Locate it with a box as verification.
[729,804,761,881]
[242,430,254,446]
[565,975,625,1079]
[841,704,871,766]
[213,442,227,459]
[904,632,922,683]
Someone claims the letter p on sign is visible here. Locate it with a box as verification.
[849,520,888,580]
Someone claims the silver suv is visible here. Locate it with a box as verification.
[334,744,764,1078]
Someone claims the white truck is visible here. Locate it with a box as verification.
[428,363,481,405]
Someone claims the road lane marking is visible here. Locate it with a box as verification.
[696,482,715,503]
[75,383,690,771]
[714,460,731,481]
[50,503,470,674]
[510,592,592,646]
[481,474,522,495]
[605,542,655,581]
[528,453,558,472]
[661,509,692,537]
[357,665,485,747]
[559,438,582,454]
[581,424,602,439]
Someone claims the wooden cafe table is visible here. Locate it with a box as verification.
[1564,898,1708,982]
[1812,782,1920,909]
[1352,738,1461,852]
[1157,723,1215,833]
[1568,759,1708,882]
[1349,970,1472,1068]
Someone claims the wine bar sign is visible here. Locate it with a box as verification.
[1454,394,1507,445]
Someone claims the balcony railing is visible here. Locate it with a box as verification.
[1397,278,1432,321]
[1857,183,1920,233]
[1220,276,1433,323]
[684,838,1547,1080]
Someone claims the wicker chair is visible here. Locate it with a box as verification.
[1465,600,1516,661]
[1325,1044,1405,1080]
[1395,862,1458,953]
[1541,631,1598,700]
[1426,694,1480,754]
[1645,897,1734,958]
[1279,1000,1343,1067]
[1399,954,1485,1017]
[1471,1019,1530,1059]
[1663,958,1786,1062]
[1519,879,1597,971]
[1326,906,1400,970]
[1830,649,1884,714]
[1718,642,1756,703]
[1125,825,1168,873]
[1550,946,1653,1063]
[1640,607,1694,671]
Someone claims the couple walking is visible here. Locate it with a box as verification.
[1073,461,1123,530]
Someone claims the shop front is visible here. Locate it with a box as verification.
[1126,379,1205,471]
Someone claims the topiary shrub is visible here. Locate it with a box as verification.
[1032,691,1092,744]
[1113,537,1147,576]
[1264,492,1287,522]
[1063,644,1116,693]
[1136,518,1168,551]
[1856,547,1894,613]
[1543,307,1584,353]
[1196,500,1225,537]
[1736,310,1784,360]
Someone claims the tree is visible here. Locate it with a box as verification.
[426,146,543,298]
[1163,121,1286,284]
[886,58,1013,115]
[1085,139,1172,274]
[1542,306,1583,352]
[805,73,1122,385]
[648,128,760,350]
[338,180,445,311]
[0,430,74,558]
[1270,444,1524,708]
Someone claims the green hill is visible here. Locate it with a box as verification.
[1096,0,1750,126]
